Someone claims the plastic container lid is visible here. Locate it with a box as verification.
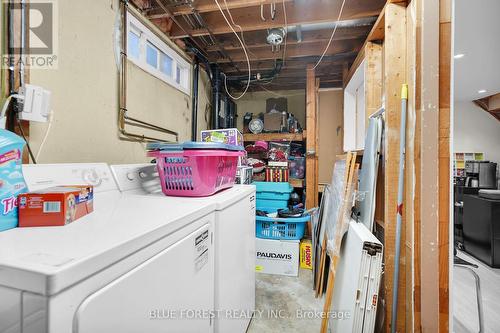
[0,129,25,147]
[254,181,293,194]
[147,141,244,152]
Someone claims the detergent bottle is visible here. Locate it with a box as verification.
[0,129,28,231]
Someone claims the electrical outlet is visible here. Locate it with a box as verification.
[18,84,52,123]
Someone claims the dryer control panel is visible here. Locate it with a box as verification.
[22,163,117,193]
[110,164,161,194]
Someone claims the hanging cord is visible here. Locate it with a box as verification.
[313,0,347,69]
[270,1,276,20]
[214,0,251,100]
[35,113,53,162]
[16,119,36,164]
[281,0,288,66]
[223,0,256,58]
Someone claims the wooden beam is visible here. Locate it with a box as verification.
[216,39,363,63]
[344,3,387,86]
[147,0,293,17]
[220,53,358,73]
[438,0,452,331]
[169,1,385,38]
[305,64,318,225]
[364,42,383,131]
[405,1,417,330]
[418,0,440,331]
[383,4,407,333]
[205,26,372,52]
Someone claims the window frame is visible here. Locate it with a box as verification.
[127,13,191,95]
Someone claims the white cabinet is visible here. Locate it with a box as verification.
[344,60,366,151]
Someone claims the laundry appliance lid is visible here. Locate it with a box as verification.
[110,163,256,210]
[0,192,215,296]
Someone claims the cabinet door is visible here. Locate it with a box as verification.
[74,224,214,333]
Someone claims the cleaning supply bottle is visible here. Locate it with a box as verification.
[0,129,28,231]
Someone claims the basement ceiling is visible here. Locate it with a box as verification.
[130,0,386,91]
[454,0,500,102]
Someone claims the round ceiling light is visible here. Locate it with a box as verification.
[267,28,286,46]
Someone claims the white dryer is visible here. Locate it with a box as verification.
[111,164,256,333]
[0,163,216,333]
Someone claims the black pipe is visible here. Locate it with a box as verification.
[191,57,199,141]
[211,64,221,129]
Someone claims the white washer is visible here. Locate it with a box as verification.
[0,163,216,333]
[111,164,256,333]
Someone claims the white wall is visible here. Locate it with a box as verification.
[454,101,500,164]
[28,0,210,164]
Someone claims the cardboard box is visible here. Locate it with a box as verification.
[263,113,282,132]
[300,239,313,270]
[200,128,243,146]
[256,238,299,276]
[265,166,289,182]
[18,186,94,227]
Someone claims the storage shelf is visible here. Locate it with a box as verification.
[243,131,306,142]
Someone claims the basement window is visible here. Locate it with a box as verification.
[127,13,191,95]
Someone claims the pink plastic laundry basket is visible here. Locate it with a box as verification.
[148,149,244,197]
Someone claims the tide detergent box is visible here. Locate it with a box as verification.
[300,238,313,270]
[18,186,94,227]
[0,129,28,232]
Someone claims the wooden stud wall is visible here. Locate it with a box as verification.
[382,4,407,332]
[439,0,452,330]
[306,64,319,218]
[345,1,452,331]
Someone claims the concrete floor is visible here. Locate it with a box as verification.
[453,251,500,333]
[247,269,323,332]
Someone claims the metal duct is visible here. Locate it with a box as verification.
[287,17,377,33]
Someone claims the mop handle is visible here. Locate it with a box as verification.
[391,84,408,333]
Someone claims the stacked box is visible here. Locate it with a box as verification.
[255,181,293,212]
[265,166,289,182]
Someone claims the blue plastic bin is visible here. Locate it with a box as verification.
[256,214,310,240]
[254,181,293,200]
[255,181,293,212]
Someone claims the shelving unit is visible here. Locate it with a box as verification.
[453,152,484,177]
[243,132,308,189]
[243,131,306,142]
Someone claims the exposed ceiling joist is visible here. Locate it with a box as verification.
[220,53,358,73]
[169,1,383,38]
[146,0,293,18]
[215,40,362,63]
[204,25,371,52]
[473,93,500,122]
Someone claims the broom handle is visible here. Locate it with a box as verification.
[391,84,408,333]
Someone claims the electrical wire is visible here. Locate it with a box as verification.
[16,119,36,164]
[222,0,256,58]
[281,0,288,66]
[214,0,251,100]
[312,0,347,70]
[35,113,53,162]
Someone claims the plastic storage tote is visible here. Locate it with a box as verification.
[256,214,310,240]
[147,142,244,197]
[254,181,293,212]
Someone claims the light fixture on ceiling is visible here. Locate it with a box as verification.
[454,53,465,59]
[267,28,286,46]
[478,89,487,94]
